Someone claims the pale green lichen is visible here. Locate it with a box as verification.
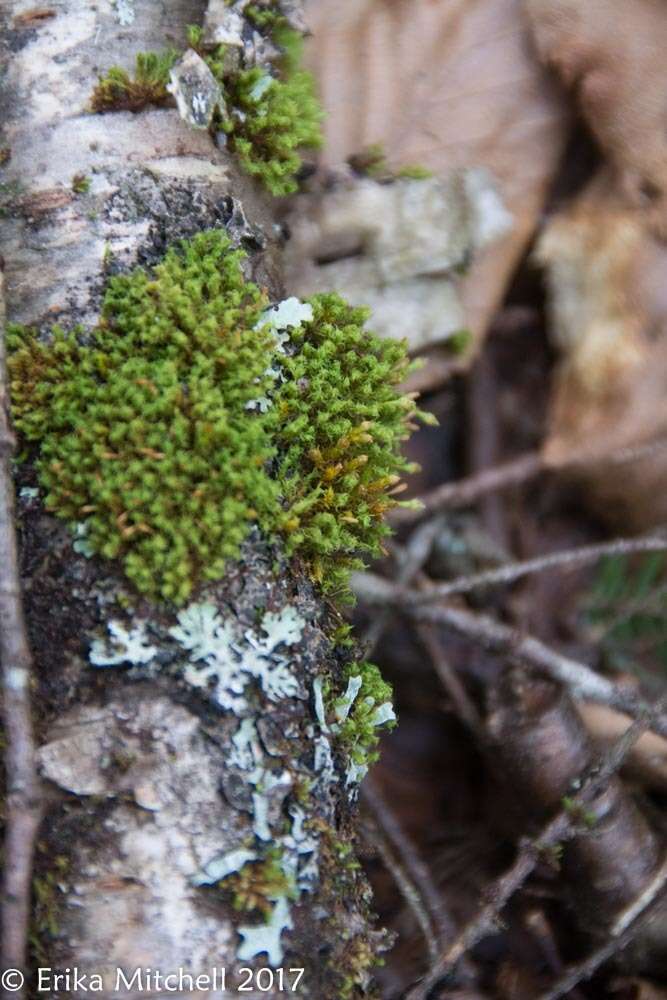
[237,895,293,965]
[169,602,305,710]
[315,662,396,791]
[192,848,258,887]
[9,228,426,605]
[89,620,157,667]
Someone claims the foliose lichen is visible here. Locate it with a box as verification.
[8,228,427,605]
[168,602,306,713]
[81,578,394,973]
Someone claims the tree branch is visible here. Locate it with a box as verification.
[0,269,41,998]
[353,572,667,740]
[356,534,667,606]
[394,439,667,527]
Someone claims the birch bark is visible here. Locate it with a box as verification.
[0,4,382,996]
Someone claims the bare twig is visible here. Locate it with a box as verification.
[405,712,654,1000]
[0,270,41,997]
[536,854,667,1000]
[392,452,543,526]
[414,624,485,741]
[356,534,667,606]
[362,777,454,963]
[361,517,445,654]
[393,438,667,528]
[416,600,667,742]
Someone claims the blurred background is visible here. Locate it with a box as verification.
[288,2,667,997]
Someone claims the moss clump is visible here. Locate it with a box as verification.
[348,145,434,184]
[8,231,277,603]
[71,173,91,195]
[275,294,426,597]
[447,328,473,354]
[334,661,396,768]
[338,936,382,1000]
[224,852,295,917]
[396,163,434,180]
[91,49,178,112]
[95,24,322,196]
[8,229,425,604]
[217,29,323,196]
[348,143,391,180]
[245,2,288,32]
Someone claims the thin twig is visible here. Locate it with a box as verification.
[394,438,667,527]
[405,711,654,1000]
[356,534,667,606]
[414,624,485,741]
[362,778,447,963]
[391,452,543,526]
[361,517,445,654]
[0,270,41,998]
[354,567,667,740]
[403,597,667,742]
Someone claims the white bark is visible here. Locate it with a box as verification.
[1,4,381,996]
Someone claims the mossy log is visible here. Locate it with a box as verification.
[0,2,400,996]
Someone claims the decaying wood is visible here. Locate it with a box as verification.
[406,701,657,999]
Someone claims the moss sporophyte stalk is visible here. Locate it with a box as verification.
[8,229,431,605]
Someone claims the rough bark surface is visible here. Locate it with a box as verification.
[1,3,383,996]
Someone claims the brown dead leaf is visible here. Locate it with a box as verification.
[301,0,568,358]
[527,1,667,528]
[526,0,667,237]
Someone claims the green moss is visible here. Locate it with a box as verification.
[93,22,322,197]
[447,328,473,354]
[91,49,178,112]
[275,293,427,599]
[71,173,91,195]
[338,935,381,999]
[396,163,433,180]
[334,661,396,767]
[224,851,295,917]
[8,230,424,605]
[0,179,23,218]
[562,796,598,829]
[348,144,390,180]
[30,857,69,964]
[245,2,287,31]
[219,29,323,196]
